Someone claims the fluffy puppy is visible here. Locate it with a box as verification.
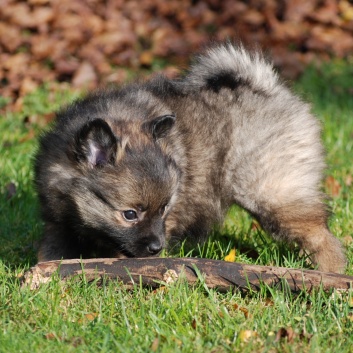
[35,44,346,273]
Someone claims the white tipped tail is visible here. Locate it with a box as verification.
[187,43,279,94]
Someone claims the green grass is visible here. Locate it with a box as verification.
[0,62,353,352]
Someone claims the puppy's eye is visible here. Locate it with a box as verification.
[160,204,168,216]
[122,210,138,221]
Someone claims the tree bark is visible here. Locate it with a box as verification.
[23,257,353,292]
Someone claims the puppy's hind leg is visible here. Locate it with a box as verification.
[256,200,346,273]
[229,110,346,273]
[232,161,346,273]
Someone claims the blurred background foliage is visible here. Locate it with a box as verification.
[1,0,353,113]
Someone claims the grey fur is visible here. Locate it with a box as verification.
[35,44,346,272]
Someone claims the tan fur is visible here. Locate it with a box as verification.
[35,44,346,272]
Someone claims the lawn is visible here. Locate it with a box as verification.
[0,61,353,352]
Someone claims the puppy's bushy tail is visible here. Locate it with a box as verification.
[186,43,279,94]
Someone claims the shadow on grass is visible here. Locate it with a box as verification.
[0,186,40,268]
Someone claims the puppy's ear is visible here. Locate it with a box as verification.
[144,114,176,140]
[74,119,117,167]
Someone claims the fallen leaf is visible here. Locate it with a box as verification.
[6,3,34,28]
[345,175,353,186]
[139,51,153,67]
[238,330,258,342]
[77,312,98,324]
[307,26,353,56]
[32,7,54,26]
[28,0,50,4]
[171,336,182,346]
[43,112,56,125]
[72,62,98,89]
[151,337,159,352]
[70,337,84,347]
[3,52,30,72]
[84,312,98,321]
[325,175,342,197]
[339,0,353,21]
[159,66,180,79]
[309,0,340,25]
[105,69,129,84]
[44,333,56,340]
[224,248,236,262]
[12,97,24,113]
[19,129,36,143]
[264,298,274,306]
[31,35,56,60]
[274,327,295,343]
[152,286,168,295]
[55,59,80,77]
[20,77,38,96]
[284,0,316,22]
[16,271,24,278]
[240,307,251,319]
[0,23,23,52]
[342,235,353,246]
[251,220,261,231]
[243,10,265,26]
[23,112,55,127]
[233,303,251,319]
[299,329,313,342]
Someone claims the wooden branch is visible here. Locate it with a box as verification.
[23,257,353,293]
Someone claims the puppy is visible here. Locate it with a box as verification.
[35,44,346,273]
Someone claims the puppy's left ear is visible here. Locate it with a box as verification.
[74,119,117,167]
[144,114,176,140]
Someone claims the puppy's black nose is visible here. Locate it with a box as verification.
[147,241,162,255]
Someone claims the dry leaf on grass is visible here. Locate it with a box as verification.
[325,175,342,197]
[342,235,353,246]
[233,303,251,319]
[274,327,295,343]
[151,337,159,352]
[44,332,57,340]
[77,312,99,324]
[238,329,258,342]
[345,174,353,186]
[224,248,236,262]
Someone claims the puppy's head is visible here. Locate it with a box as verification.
[67,114,180,257]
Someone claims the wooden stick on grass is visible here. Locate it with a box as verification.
[23,257,353,293]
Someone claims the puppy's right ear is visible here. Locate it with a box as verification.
[74,119,117,167]
[143,114,176,140]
